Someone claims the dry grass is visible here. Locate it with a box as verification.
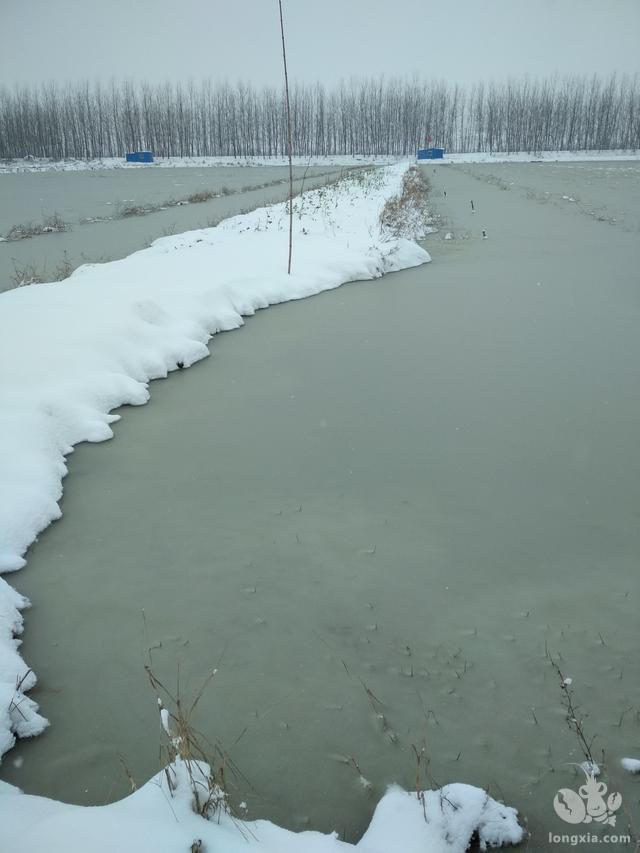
[379,166,432,240]
[547,650,598,768]
[10,253,75,287]
[187,189,217,204]
[4,212,67,240]
[145,665,227,818]
[143,663,253,826]
[118,203,151,218]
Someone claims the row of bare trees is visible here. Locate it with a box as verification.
[0,74,638,160]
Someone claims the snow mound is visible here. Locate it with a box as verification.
[359,783,524,852]
[0,759,525,853]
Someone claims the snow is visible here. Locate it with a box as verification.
[0,154,403,174]
[621,758,640,774]
[0,759,525,853]
[1,149,639,174]
[423,150,640,165]
[159,707,172,737]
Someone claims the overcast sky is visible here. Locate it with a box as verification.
[1,0,639,89]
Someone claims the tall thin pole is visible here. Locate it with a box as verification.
[278,0,293,274]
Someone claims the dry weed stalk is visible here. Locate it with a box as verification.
[10,252,75,287]
[412,742,429,820]
[144,664,229,819]
[277,0,293,273]
[547,651,597,767]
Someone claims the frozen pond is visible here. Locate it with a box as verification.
[0,164,349,291]
[2,161,640,849]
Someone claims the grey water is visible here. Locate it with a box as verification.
[2,162,640,850]
[0,165,348,291]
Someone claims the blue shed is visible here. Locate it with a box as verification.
[126,151,154,163]
[417,147,445,160]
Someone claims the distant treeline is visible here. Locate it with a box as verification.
[1,74,638,160]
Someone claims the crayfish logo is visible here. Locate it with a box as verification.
[553,769,622,826]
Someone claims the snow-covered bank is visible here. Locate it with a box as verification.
[0,155,404,174]
[0,166,429,767]
[0,758,524,852]
[427,149,640,165]
[1,149,639,174]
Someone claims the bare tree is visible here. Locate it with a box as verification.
[0,74,638,161]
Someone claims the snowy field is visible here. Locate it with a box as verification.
[1,149,639,174]
[0,155,403,174]
[0,165,528,852]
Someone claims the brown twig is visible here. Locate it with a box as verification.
[277,0,293,274]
